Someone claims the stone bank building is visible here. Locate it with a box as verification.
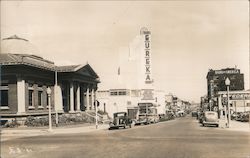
[0,35,100,123]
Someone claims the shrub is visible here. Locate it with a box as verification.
[24,113,97,127]
[4,119,20,128]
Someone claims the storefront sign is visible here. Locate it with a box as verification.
[222,93,250,101]
[230,93,250,100]
[215,69,239,75]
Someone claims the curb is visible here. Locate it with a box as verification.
[1,124,109,141]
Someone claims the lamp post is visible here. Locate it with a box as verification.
[95,100,98,129]
[47,87,52,132]
[225,77,231,128]
[222,94,228,127]
[54,69,58,126]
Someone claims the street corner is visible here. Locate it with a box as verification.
[215,120,250,133]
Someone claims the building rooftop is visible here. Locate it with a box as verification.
[56,65,82,72]
[0,53,55,71]
[1,35,99,79]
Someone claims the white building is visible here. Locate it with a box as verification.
[97,28,166,118]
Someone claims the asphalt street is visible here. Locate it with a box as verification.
[1,116,250,158]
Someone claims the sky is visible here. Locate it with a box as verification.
[1,0,249,103]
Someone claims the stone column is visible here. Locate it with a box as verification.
[17,79,26,113]
[76,85,80,112]
[69,83,74,113]
[91,89,94,110]
[80,87,84,111]
[86,88,90,110]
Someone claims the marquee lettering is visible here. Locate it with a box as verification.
[145,42,150,48]
[144,33,152,84]
[146,66,150,73]
[146,75,151,81]
[145,34,150,41]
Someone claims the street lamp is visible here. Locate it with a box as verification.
[47,87,53,132]
[94,100,98,129]
[225,77,231,128]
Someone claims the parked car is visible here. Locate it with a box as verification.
[109,112,133,130]
[202,111,219,127]
[239,112,249,122]
[233,112,250,122]
[231,112,240,120]
[191,111,198,117]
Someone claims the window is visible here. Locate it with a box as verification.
[1,89,8,106]
[110,90,128,96]
[28,90,34,107]
[38,91,43,106]
[118,91,126,95]
[110,91,118,96]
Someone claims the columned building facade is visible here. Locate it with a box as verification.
[57,64,99,113]
[0,36,100,121]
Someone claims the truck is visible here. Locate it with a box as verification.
[127,102,159,125]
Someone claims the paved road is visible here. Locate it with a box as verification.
[1,116,250,158]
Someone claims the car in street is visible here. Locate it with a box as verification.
[202,111,219,127]
[109,112,133,130]
[191,111,198,117]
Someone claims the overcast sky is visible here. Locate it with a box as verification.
[1,0,249,102]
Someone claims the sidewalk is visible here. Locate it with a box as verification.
[1,123,109,141]
[219,120,250,132]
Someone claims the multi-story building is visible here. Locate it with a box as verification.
[205,67,246,113]
[206,68,244,100]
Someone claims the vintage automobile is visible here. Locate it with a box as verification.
[109,112,133,130]
[137,102,159,124]
[202,111,219,127]
[191,111,198,118]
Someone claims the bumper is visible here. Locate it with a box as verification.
[203,121,219,126]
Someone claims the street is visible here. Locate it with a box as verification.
[1,116,250,158]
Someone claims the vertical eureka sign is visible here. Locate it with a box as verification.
[143,31,152,84]
[140,28,154,101]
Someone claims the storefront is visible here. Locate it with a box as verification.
[217,90,250,115]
